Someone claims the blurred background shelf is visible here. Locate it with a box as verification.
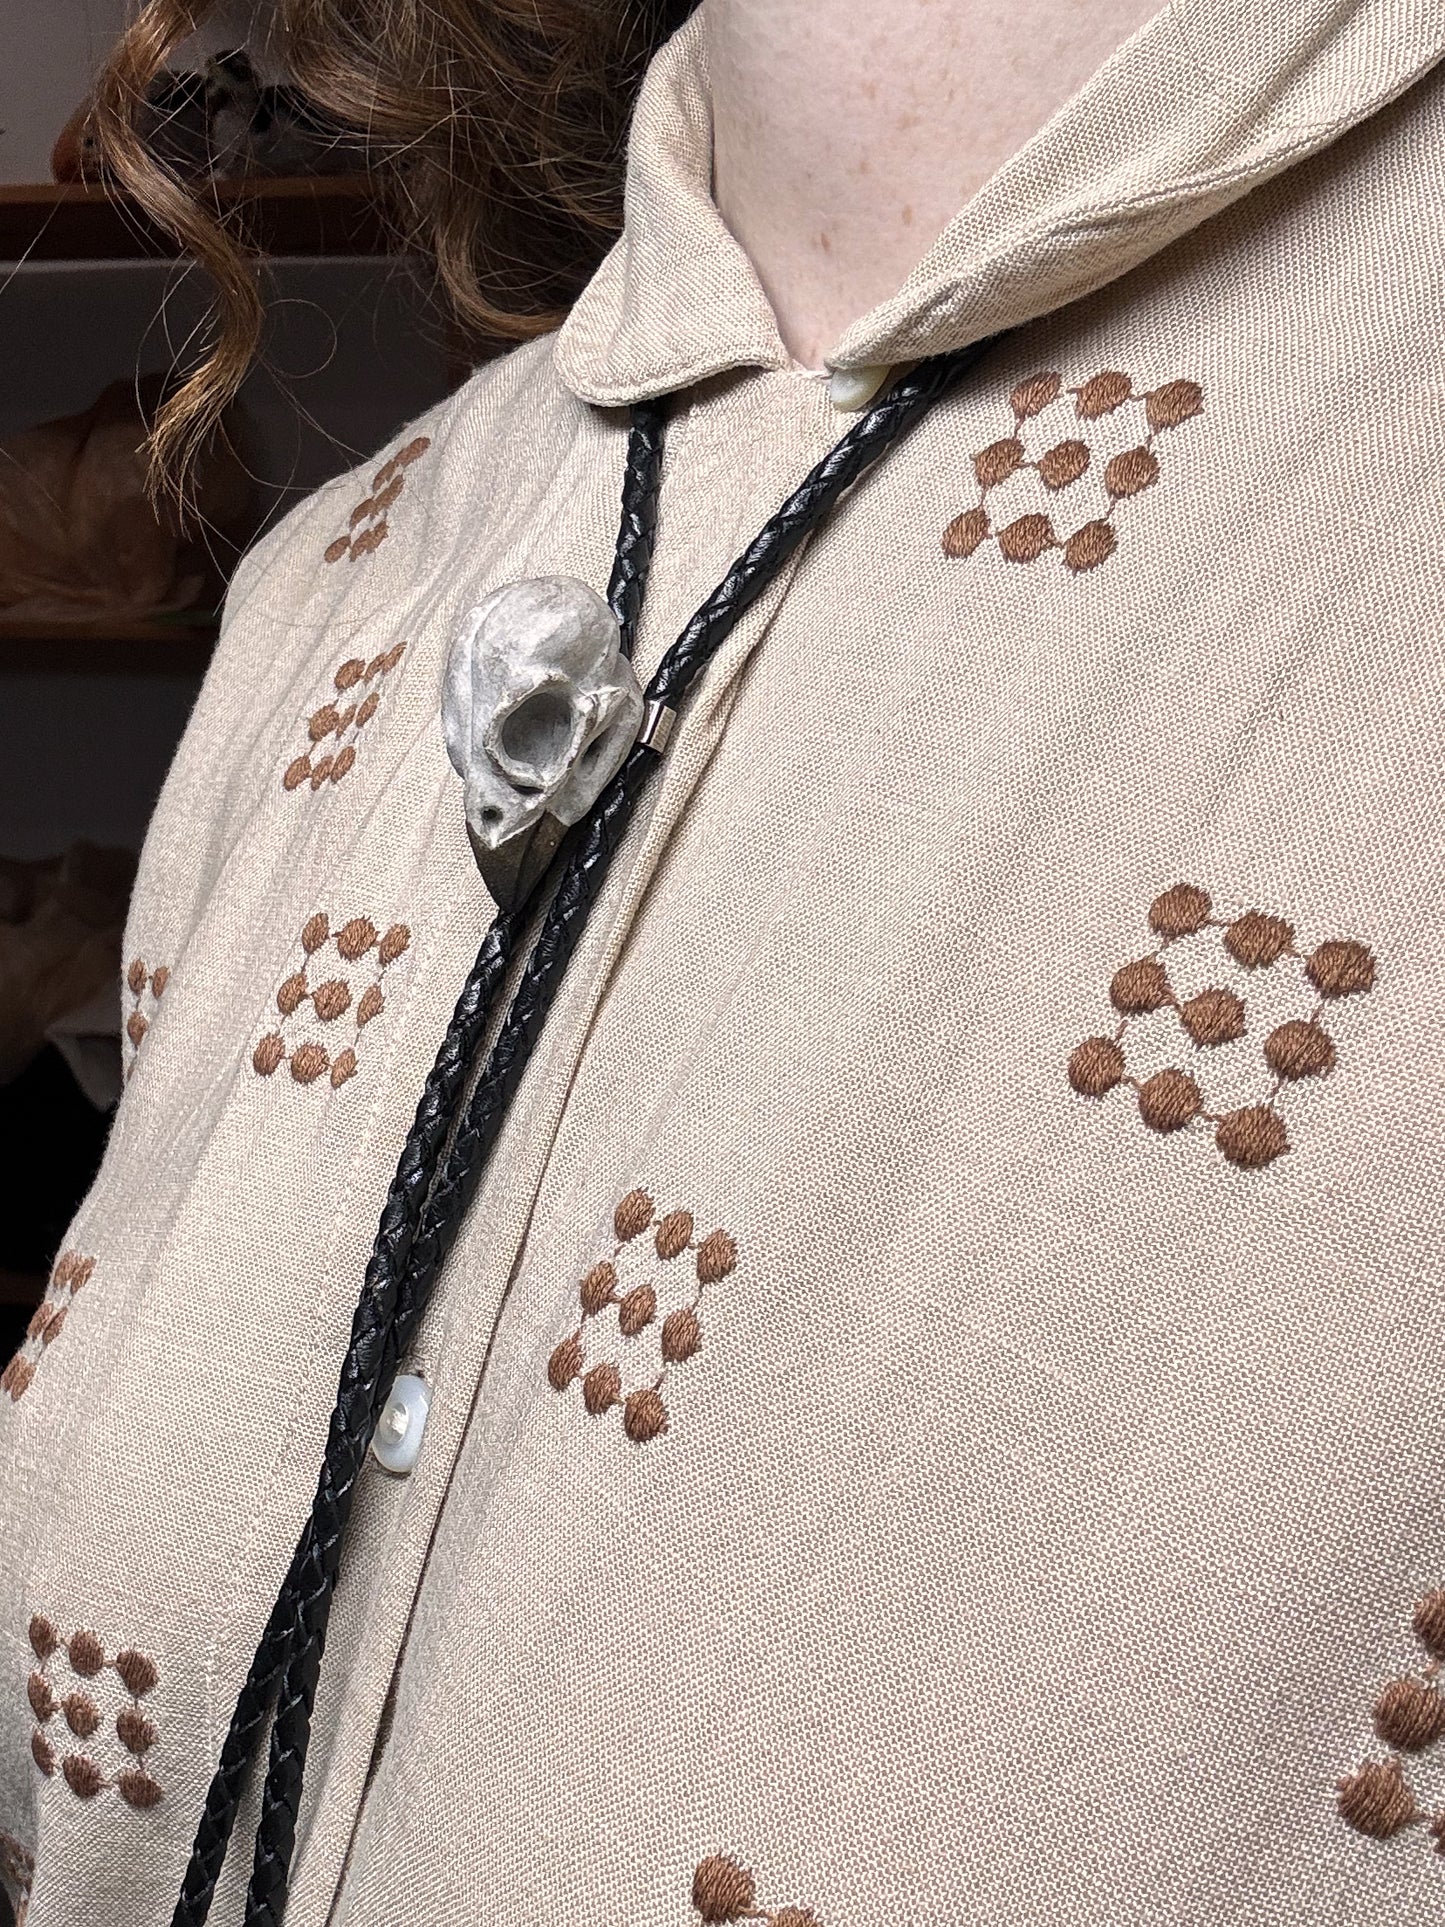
[0,176,396,261]
[0,616,219,673]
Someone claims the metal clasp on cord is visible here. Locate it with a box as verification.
[637,700,676,755]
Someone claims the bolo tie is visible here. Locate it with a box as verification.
[171,328,1002,1927]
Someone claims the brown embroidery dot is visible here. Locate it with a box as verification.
[1036,439,1090,490]
[62,1755,104,1798]
[253,1034,285,1077]
[1215,1104,1289,1169]
[116,1706,158,1755]
[25,1303,52,1341]
[998,513,1056,564]
[1179,988,1245,1048]
[301,912,330,954]
[290,1043,329,1085]
[311,979,352,1023]
[127,958,148,996]
[2,1358,34,1399]
[547,1333,583,1391]
[655,1209,694,1260]
[1104,447,1159,499]
[53,1252,79,1288]
[580,1262,618,1316]
[62,1693,99,1740]
[69,1255,93,1291]
[398,435,431,465]
[150,966,170,998]
[283,755,312,791]
[614,1188,655,1241]
[1337,1757,1418,1838]
[27,1618,57,1661]
[696,1230,738,1285]
[25,1674,53,1722]
[331,745,357,783]
[941,507,990,559]
[378,923,411,966]
[43,1307,67,1343]
[324,536,350,565]
[974,437,1024,488]
[30,1730,54,1777]
[360,520,390,554]
[381,641,407,672]
[310,754,338,790]
[329,1048,358,1089]
[364,651,388,679]
[1063,520,1117,573]
[623,1386,669,1444]
[692,1854,756,1923]
[1109,956,1170,1015]
[337,917,378,961]
[117,1768,162,1810]
[355,690,381,728]
[1412,1590,1445,1658]
[1010,370,1061,418]
[334,658,366,691]
[1306,938,1376,998]
[372,457,398,490]
[1373,1676,1445,1751]
[276,972,308,1017]
[1067,1036,1126,1097]
[356,985,384,1027]
[126,1011,149,1048]
[661,1306,702,1364]
[1148,882,1212,938]
[373,475,404,511]
[1264,1018,1335,1081]
[1146,378,1204,430]
[349,497,377,529]
[113,1649,158,1697]
[308,704,340,743]
[1075,370,1133,418]
[582,1362,621,1416]
[618,1285,657,1337]
[68,1631,104,1677]
[1137,1068,1201,1133]
[1223,910,1294,968]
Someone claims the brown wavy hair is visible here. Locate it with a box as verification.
[92,0,696,504]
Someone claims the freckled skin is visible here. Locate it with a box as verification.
[706,0,1160,365]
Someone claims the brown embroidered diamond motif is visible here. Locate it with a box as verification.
[281,642,407,795]
[1067,883,1376,1168]
[1336,1585,1445,1862]
[252,912,411,1090]
[942,367,1203,574]
[322,434,430,565]
[547,1188,737,1444]
[25,1615,161,1810]
[2,1250,94,1403]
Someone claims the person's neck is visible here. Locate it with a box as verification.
[703,0,1161,367]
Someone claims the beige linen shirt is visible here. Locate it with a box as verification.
[5,3,1445,1921]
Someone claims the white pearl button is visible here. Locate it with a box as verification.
[370,1374,431,1475]
[827,365,891,411]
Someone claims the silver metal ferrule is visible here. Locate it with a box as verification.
[637,700,677,755]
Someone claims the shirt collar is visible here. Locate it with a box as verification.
[556,0,1445,407]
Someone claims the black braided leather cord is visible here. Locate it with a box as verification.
[608,396,667,657]
[170,412,671,1927]
[200,333,1000,1927]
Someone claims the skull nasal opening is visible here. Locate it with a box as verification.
[498,686,577,790]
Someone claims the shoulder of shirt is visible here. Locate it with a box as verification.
[223,333,565,626]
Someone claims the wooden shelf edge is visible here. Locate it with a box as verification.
[0,175,401,263]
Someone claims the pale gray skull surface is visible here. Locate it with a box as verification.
[442,576,644,851]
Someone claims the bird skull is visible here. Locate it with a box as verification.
[442,575,644,852]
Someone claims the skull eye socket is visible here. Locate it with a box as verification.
[498,686,576,789]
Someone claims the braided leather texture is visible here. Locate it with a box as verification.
[176,333,1002,1927]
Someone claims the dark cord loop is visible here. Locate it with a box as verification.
[173,332,1001,1927]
